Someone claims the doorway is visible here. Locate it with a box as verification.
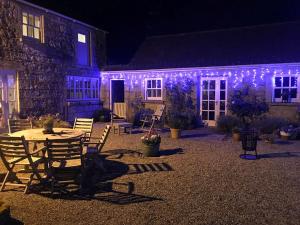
[110,79,125,109]
[200,77,227,126]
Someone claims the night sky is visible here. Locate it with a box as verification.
[26,0,300,64]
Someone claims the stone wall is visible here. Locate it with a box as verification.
[0,0,106,120]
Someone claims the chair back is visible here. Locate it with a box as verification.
[113,103,127,119]
[73,118,93,139]
[0,136,29,165]
[153,104,165,120]
[98,125,111,152]
[46,138,83,163]
[8,119,32,134]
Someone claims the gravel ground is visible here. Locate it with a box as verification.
[0,123,300,225]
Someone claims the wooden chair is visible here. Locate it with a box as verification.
[8,119,32,134]
[110,103,127,125]
[140,104,165,130]
[0,136,45,194]
[45,138,84,194]
[84,125,111,154]
[73,118,94,142]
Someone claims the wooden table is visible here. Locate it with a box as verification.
[9,128,85,142]
[112,122,132,135]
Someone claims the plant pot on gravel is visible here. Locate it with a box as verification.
[170,128,181,139]
[141,129,161,157]
[232,127,241,141]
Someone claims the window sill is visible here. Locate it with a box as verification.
[270,102,300,106]
[142,100,165,104]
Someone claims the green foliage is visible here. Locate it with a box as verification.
[165,78,197,129]
[93,108,111,122]
[252,117,289,134]
[228,85,269,127]
[216,115,241,133]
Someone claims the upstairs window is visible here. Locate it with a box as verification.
[273,75,299,103]
[76,32,90,66]
[22,12,43,41]
[67,76,99,100]
[145,78,163,100]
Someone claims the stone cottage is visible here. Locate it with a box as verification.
[101,22,300,126]
[0,0,106,127]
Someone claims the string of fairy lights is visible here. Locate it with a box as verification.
[101,65,300,89]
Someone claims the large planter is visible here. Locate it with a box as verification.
[0,199,11,224]
[170,128,181,139]
[232,132,241,141]
[141,143,160,157]
[280,131,291,140]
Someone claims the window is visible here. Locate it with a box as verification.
[145,78,163,100]
[22,12,43,41]
[67,76,99,100]
[273,75,299,103]
[76,32,90,66]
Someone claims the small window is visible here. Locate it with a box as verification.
[273,75,299,103]
[78,33,86,43]
[22,12,43,41]
[67,76,99,100]
[145,78,163,100]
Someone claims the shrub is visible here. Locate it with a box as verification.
[216,115,241,133]
[92,108,111,122]
[32,114,71,128]
[252,117,289,134]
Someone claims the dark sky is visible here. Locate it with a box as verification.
[26,0,300,64]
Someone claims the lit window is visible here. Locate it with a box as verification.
[78,33,86,43]
[273,75,299,103]
[22,12,42,41]
[145,78,163,100]
[67,76,99,100]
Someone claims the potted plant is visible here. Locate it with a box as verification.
[41,115,55,134]
[141,129,161,157]
[280,125,294,140]
[232,127,241,141]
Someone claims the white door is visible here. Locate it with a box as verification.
[200,78,228,126]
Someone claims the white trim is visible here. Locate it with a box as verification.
[144,78,163,101]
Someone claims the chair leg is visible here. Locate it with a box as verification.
[24,173,34,194]
[0,171,10,192]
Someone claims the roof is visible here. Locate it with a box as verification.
[16,0,107,33]
[105,21,300,71]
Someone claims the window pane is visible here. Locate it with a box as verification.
[220,80,226,90]
[202,101,208,110]
[275,77,282,87]
[22,13,28,24]
[147,90,151,97]
[157,80,161,88]
[282,89,289,101]
[35,16,40,27]
[152,80,156,88]
[274,89,281,98]
[220,101,225,111]
[220,91,225,100]
[202,91,208,100]
[291,77,297,87]
[209,80,216,89]
[203,80,208,89]
[22,25,27,36]
[29,14,34,26]
[34,27,40,39]
[209,91,215,100]
[209,111,215,120]
[283,77,289,87]
[78,33,86,43]
[28,26,34,37]
[209,101,215,110]
[157,89,161,97]
[152,89,156,97]
[290,88,297,98]
[147,80,151,88]
[202,111,208,120]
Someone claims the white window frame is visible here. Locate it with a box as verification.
[144,78,163,101]
[273,75,300,103]
[67,76,99,101]
[22,12,44,42]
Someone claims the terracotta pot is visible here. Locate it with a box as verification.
[170,128,181,139]
[142,143,160,157]
[232,132,241,141]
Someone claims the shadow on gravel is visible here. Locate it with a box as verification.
[127,162,173,174]
[258,152,300,159]
[274,140,293,145]
[159,148,183,156]
[180,133,210,139]
[105,149,142,159]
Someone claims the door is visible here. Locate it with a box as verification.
[110,79,125,109]
[0,71,18,128]
[200,78,227,126]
